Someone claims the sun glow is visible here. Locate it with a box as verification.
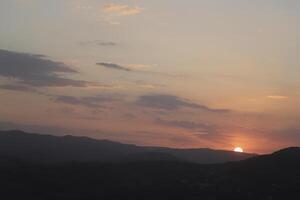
[234,147,244,153]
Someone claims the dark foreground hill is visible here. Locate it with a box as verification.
[0,130,254,163]
[0,147,300,200]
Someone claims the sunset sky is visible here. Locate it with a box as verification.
[1,0,300,153]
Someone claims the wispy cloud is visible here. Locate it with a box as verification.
[79,40,117,47]
[132,80,164,89]
[53,94,117,108]
[0,84,37,93]
[156,118,217,135]
[96,61,183,79]
[102,3,143,16]
[97,62,132,71]
[267,95,289,100]
[96,62,153,72]
[136,94,230,113]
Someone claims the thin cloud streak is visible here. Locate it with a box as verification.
[0,84,37,93]
[102,3,143,16]
[155,118,218,135]
[267,95,289,100]
[136,94,230,113]
[96,62,183,78]
[79,40,117,47]
[53,94,117,108]
[97,62,132,71]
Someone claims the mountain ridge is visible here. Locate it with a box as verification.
[0,143,299,200]
[0,129,255,164]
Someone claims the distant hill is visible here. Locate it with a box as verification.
[0,145,299,200]
[213,146,300,199]
[0,130,254,163]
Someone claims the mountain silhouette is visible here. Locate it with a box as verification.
[0,130,254,163]
[213,147,300,199]
[0,129,299,199]
[0,146,299,199]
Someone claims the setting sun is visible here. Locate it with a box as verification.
[234,147,244,153]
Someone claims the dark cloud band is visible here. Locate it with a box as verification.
[0,49,92,87]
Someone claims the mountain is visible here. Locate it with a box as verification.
[0,146,299,200]
[0,130,254,163]
[212,147,300,199]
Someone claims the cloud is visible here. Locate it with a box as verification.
[96,62,179,78]
[136,94,230,113]
[97,62,152,72]
[97,62,132,71]
[0,49,94,87]
[102,3,143,16]
[0,84,37,93]
[132,80,164,89]
[267,95,289,100]
[53,95,116,108]
[79,40,117,47]
[156,118,217,135]
[154,118,231,145]
[137,95,198,110]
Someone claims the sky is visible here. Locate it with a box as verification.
[0,0,300,153]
